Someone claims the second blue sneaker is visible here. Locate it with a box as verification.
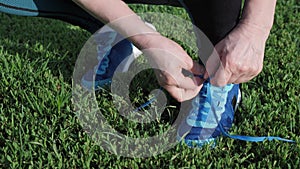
[81,22,155,91]
[177,81,241,148]
[81,27,142,90]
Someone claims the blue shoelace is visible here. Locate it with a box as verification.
[209,83,295,143]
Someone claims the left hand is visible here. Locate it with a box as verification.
[206,22,270,86]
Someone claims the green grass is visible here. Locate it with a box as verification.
[0,0,300,168]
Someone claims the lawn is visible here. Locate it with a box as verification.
[0,0,299,168]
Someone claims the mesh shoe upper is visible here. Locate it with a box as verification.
[81,30,134,90]
[177,81,241,148]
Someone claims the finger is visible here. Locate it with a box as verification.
[164,85,202,102]
[190,61,206,76]
[156,69,199,90]
[210,65,232,87]
[177,61,206,88]
[181,53,207,77]
[193,76,206,86]
[227,75,240,84]
[205,48,222,78]
[204,71,210,80]
[191,62,209,82]
[182,61,206,76]
[231,74,257,84]
[163,53,206,90]
[176,72,204,89]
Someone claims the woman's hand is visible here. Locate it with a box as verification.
[206,0,277,86]
[206,22,270,86]
[138,34,206,102]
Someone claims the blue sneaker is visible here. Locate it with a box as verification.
[81,22,155,91]
[81,28,142,90]
[177,81,241,148]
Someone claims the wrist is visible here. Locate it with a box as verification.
[106,14,160,50]
[240,0,277,35]
[239,18,273,33]
[129,33,162,50]
[237,20,271,41]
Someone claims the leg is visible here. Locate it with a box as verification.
[183,0,242,45]
[0,0,181,34]
[0,0,103,33]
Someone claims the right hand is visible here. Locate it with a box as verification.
[138,34,206,102]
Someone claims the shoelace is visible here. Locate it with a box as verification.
[205,83,233,128]
[219,124,295,143]
[209,83,296,143]
[133,87,163,112]
[193,82,211,123]
[134,75,296,144]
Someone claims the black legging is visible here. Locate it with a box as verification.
[182,0,242,45]
[130,0,242,63]
[181,0,242,63]
[0,0,242,48]
[129,0,242,45]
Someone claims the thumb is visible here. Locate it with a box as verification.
[209,64,231,87]
[181,53,194,70]
[190,61,206,76]
[182,58,207,86]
